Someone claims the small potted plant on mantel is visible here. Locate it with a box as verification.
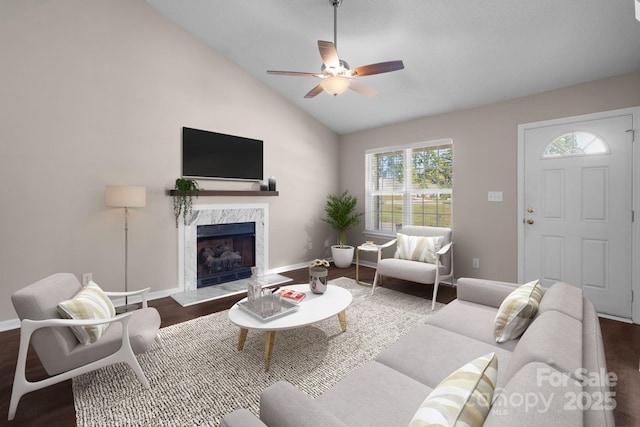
[172,178,199,227]
[322,190,363,268]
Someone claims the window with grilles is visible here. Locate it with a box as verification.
[365,140,453,234]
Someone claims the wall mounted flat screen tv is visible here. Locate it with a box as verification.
[182,127,263,181]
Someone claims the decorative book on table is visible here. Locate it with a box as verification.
[276,289,306,303]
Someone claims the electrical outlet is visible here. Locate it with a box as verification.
[82,273,92,285]
[488,191,503,202]
[472,258,480,269]
[308,240,313,250]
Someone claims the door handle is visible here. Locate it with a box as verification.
[526,218,534,225]
[527,207,535,213]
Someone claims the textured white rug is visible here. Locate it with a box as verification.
[73,277,443,426]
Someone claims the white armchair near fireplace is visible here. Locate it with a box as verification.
[9,273,162,421]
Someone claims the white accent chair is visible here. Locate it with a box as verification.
[372,226,453,310]
[8,273,162,421]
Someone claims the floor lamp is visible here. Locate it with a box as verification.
[105,185,146,313]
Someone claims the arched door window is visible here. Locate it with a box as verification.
[542,132,609,158]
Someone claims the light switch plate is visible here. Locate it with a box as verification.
[488,191,503,202]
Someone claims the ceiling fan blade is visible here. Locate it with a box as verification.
[350,60,405,77]
[318,40,340,69]
[267,70,321,77]
[348,80,377,97]
[304,84,325,98]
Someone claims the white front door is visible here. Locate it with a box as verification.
[520,112,634,318]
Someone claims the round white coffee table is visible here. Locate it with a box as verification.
[228,284,353,371]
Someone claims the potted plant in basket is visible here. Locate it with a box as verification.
[322,190,363,268]
[173,178,199,227]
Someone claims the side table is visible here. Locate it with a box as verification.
[355,244,381,286]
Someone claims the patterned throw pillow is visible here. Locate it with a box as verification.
[394,233,444,264]
[408,352,498,427]
[57,281,116,345]
[494,279,543,343]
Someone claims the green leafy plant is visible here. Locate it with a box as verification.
[173,178,199,227]
[322,190,363,247]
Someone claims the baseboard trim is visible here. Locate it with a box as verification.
[0,318,20,332]
[598,313,633,324]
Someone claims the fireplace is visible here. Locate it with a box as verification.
[197,222,255,288]
[179,203,267,292]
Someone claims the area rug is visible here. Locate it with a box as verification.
[73,277,444,426]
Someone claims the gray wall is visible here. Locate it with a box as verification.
[340,71,640,281]
[0,0,338,322]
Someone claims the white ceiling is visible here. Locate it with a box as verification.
[145,0,640,135]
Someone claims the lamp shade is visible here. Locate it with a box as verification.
[636,0,640,21]
[105,185,146,208]
[320,76,350,96]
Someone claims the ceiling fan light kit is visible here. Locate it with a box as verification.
[267,0,404,98]
[320,76,351,96]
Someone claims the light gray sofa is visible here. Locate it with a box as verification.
[220,278,615,427]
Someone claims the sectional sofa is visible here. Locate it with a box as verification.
[220,277,615,427]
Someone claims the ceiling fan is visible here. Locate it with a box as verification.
[267,0,405,98]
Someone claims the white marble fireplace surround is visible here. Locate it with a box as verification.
[171,203,291,307]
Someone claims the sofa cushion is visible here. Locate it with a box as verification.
[456,278,521,309]
[538,282,583,321]
[502,310,582,384]
[394,233,443,264]
[408,352,497,427]
[315,361,432,427]
[494,280,543,342]
[57,281,115,345]
[260,382,350,427]
[427,300,519,352]
[376,324,514,389]
[484,362,582,427]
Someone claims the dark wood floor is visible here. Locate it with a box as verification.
[1,266,638,426]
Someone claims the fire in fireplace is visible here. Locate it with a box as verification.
[196,222,255,288]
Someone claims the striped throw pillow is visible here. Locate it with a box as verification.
[57,281,116,345]
[494,280,543,343]
[394,233,444,264]
[408,352,498,427]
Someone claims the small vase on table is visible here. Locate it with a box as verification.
[308,259,330,294]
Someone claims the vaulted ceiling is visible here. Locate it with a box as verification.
[145,0,640,134]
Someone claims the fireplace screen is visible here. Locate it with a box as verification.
[196,222,255,288]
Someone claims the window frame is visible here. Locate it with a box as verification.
[364,138,453,237]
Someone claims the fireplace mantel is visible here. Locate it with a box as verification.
[167,190,278,197]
